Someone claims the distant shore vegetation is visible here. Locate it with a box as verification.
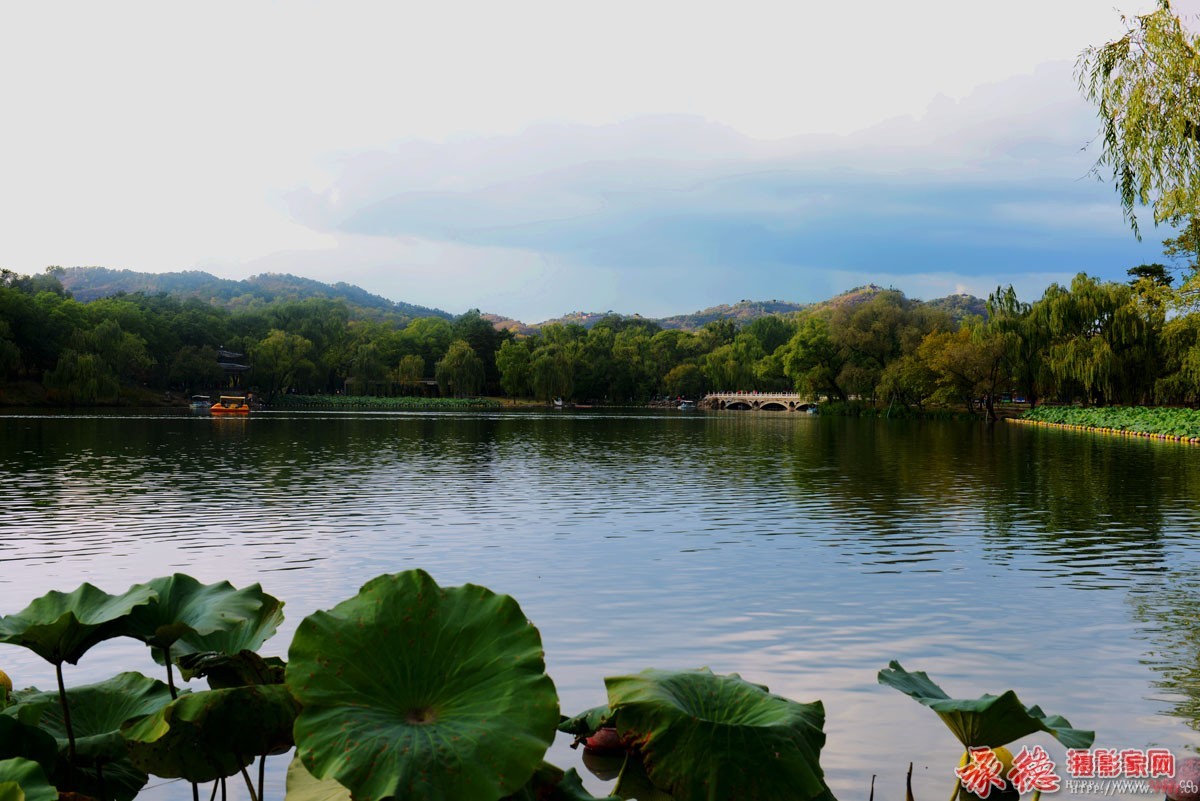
[1,262,1199,417]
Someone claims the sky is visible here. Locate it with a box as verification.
[2,1,1198,322]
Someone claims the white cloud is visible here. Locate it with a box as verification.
[0,1,1174,318]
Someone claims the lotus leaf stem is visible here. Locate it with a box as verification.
[207,779,219,801]
[257,756,266,801]
[54,662,78,765]
[950,749,968,801]
[161,649,178,698]
[236,752,260,801]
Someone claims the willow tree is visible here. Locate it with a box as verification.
[434,339,484,398]
[1078,0,1200,237]
[1031,274,1160,405]
[987,286,1045,406]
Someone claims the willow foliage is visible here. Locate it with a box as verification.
[1078,0,1200,234]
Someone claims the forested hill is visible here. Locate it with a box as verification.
[58,267,453,320]
[536,286,987,331]
[57,267,987,330]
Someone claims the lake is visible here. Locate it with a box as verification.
[2,408,1199,800]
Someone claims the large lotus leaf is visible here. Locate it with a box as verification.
[0,717,57,777]
[286,570,559,801]
[166,592,285,665]
[502,763,619,801]
[605,668,834,801]
[121,575,267,654]
[877,661,1095,749]
[556,769,619,801]
[177,650,286,688]
[0,583,157,665]
[5,672,173,763]
[612,755,673,801]
[122,684,298,783]
[54,753,149,801]
[0,758,56,801]
[285,756,350,801]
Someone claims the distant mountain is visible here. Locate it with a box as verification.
[58,267,453,320]
[522,289,986,333]
[806,284,988,322]
[656,299,810,330]
[56,266,987,332]
[480,313,538,337]
[925,292,989,320]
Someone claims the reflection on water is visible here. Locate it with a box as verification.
[3,410,1200,800]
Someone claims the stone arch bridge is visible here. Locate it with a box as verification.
[700,392,818,412]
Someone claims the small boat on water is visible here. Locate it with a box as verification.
[210,395,251,416]
[189,395,211,412]
[678,399,696,410]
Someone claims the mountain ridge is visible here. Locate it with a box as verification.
[56,267,988,331]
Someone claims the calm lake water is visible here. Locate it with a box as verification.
[3,408,1200,800]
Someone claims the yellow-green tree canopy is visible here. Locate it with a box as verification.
[1079,0,1200,235]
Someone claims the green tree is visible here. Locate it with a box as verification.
[702,333,764,391]
[987,286,1045,406]
[782,315,849,401]
[915,324,1008,417]
[1079,0,1200,235]
[743,315,796,355]
[1031,274,1161,405]
[1128,263,1174,286]
[529,345,574,402]
[453,309,510,394]
[0,320,21,380]
[80,318,154,386]
[167,345,224,391]
[435,339,484,397]
[395,354,426,394]
[347,342,389,395]
[252,329,317,402]
[399,317,454,368]
[495,340,532,398]
[662,363,706,399]
[44,350,119,404]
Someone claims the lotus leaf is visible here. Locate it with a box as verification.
[877,661,1095,748]
[611,755,673,801]
[284,756,349,801]
[177,651,285,689]
[121,575,267,656]
[552,768,619,801]
[605,668,834,801]
[501,764,619,801]
[286,570,559,801]
[166,592,285,665]
[122,684,298,783]
[6,672,173,801]
[0,583,157,665]
[5,672,173,763]
[0,758,55,801]
[0,717,57,778]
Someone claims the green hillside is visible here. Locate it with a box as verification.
[58,267,453,320]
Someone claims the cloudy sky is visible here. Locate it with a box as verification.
[1,1,1195,322]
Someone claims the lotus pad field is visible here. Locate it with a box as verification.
[1015,406,1200,442]
[269,394,502,410]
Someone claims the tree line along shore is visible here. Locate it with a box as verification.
[3,262,1200,431]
